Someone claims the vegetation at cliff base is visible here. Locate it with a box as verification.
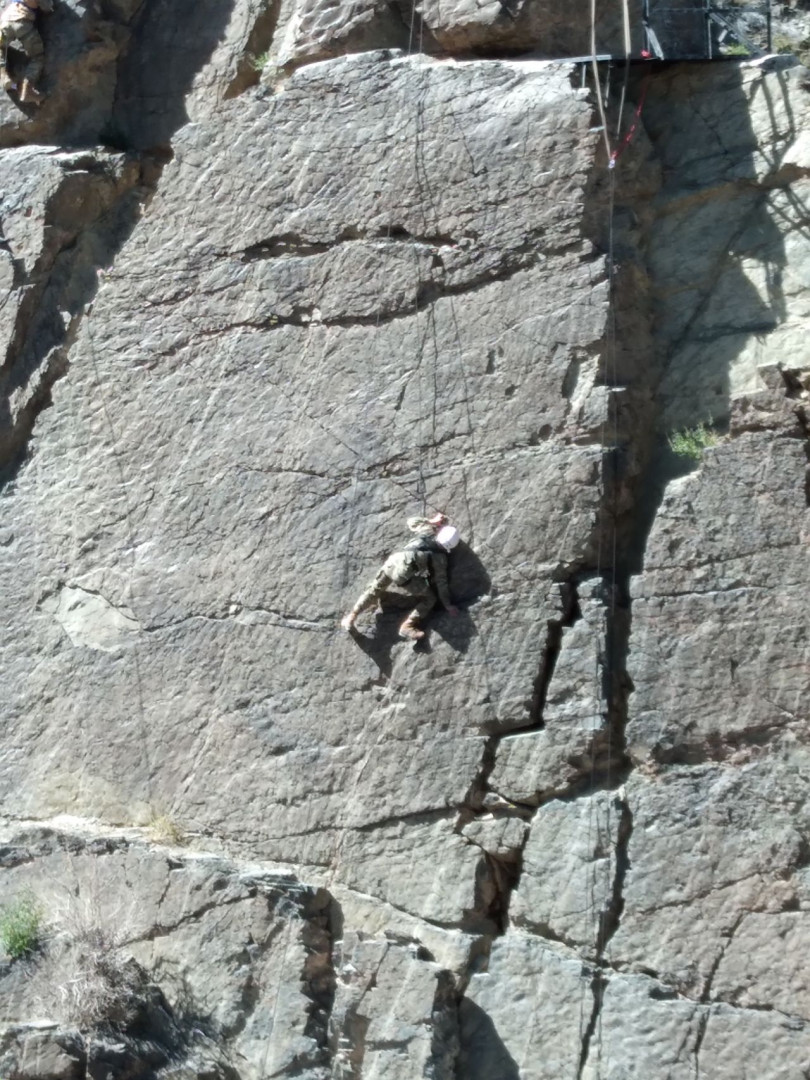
[0,891,43,959]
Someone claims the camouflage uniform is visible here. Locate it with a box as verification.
[0,0,52,91]
[347,517,453,626]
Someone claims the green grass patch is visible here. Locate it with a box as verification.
[0,891,43,960]
[250,50,271,72]
[667,422,720,462]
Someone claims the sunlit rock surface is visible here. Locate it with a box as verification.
[1,0,809,1073]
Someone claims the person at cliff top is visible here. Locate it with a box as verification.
[0,0,53,106]
[341,513,460,641]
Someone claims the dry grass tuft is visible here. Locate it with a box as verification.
[44,892,142,1029]
[147,813,187,847]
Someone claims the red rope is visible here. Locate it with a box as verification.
[609,59,652,170]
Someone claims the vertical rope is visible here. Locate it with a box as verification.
[581,0,635,1065]
[614,0,634,140]
[590,0,613,163]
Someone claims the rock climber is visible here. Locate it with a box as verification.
[0,0,52,106]
[341,513,460,641]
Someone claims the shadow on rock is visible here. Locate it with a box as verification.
[346,608,407,680]
[112,0,238,150]
[457,998,521,1080]
[429,606,476,655]
[606,61,801,578]
[449,540,491,605]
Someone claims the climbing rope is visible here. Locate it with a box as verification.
[578,0,656,1064]
[609,65,652,169]
[591,0,613,163]
[327,1,439,889]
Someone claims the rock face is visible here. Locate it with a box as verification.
[0,824,336,1077]
[1,0,810,1075]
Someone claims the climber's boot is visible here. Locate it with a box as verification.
[19,79,43,105]
[398,616,424,641]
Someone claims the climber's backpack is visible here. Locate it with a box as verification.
[382,536,444,586]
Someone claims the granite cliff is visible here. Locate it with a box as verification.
[1,0,809,1076]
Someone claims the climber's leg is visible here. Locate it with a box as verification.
[17,23,44,103]
[341,571,391,630]
[398,585,436,641]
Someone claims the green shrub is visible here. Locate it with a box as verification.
[250,51,271,72]
[668,422,720,461]
[0,891,43,959]
[723,42,751,57]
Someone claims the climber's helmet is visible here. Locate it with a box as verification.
[436,525,459,552]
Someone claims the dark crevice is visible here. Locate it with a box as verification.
[528,582,581,728]
[479,849,524,935]
[780,367,809,401]
[509,574,633,807]
[388,1,441,54]
[457,736,499,821]
[699,911,745,1004]
[595,797,633,955]
[458,855,509,937]
[123,889,259,945]
[453,73,653,1060]
[426,970,461,1080]
[692,1009,710,1077]
[779,369,810,506]
[0,845,37,869]
[238,225,460,261]
[240,232,348,262]
[0,346,70,476]
[577,971,606,1080]
[152,253,546,343]
[354,806,459,834]
[299,890,338,1070]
